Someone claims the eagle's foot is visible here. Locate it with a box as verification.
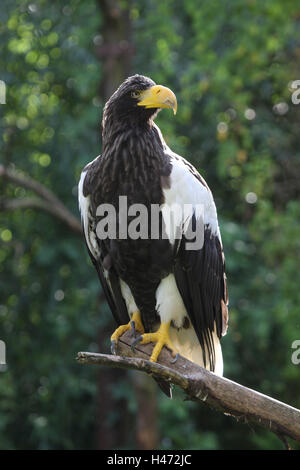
[110,311,144,354]
[132,321,178,363]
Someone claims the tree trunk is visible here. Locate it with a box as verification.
[94,0,159,450]
[95,317,131,449]
[97,0,133,102]
[133,371,159,450]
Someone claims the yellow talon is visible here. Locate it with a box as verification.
[111,311,144,343]
[138,321,178,362]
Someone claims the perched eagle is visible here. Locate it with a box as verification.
[78,74,228,383]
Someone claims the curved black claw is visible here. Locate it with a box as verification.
[131,334,143,353]
[130,320,137,338]
[170,353,179,364]
[111,340,117,355]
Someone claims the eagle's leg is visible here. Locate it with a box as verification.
[132,321,178,363]
[111,311,144,354]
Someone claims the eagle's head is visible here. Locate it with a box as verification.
[102,74,177,129]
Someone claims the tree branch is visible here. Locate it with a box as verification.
[77,330,300,446]
[0,164,82,235]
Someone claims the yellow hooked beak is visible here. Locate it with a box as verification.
[137,85,177,115]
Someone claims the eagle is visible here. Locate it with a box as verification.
[78,74,228,385]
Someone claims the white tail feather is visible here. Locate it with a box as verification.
[170,326,223,376]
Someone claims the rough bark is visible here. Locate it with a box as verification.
[77,330,300,448]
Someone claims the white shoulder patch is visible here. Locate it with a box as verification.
[161,152,221,244]
[78,163,100,259]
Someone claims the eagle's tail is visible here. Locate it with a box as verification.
[170,324,224,376]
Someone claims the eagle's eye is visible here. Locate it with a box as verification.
[131,90,141,99]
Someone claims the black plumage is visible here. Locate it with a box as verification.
[83,76,174,333]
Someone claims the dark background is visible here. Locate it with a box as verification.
[0,0,300,450]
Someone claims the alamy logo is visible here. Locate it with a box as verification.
[95,197,205,250]
[291,340,300,365]
[0,80,6,104]
[291,80,300,105]
[0,340,6,366]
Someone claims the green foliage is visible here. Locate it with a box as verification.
[0,0,103,450]
[1,0,300,450]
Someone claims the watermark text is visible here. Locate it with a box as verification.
[95,197,205,250]
[291,340,300,365]
[0,80,6,104]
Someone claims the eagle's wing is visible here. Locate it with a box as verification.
[162,151,229,373]
[78,156,129,327]
[78,156,173,397]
